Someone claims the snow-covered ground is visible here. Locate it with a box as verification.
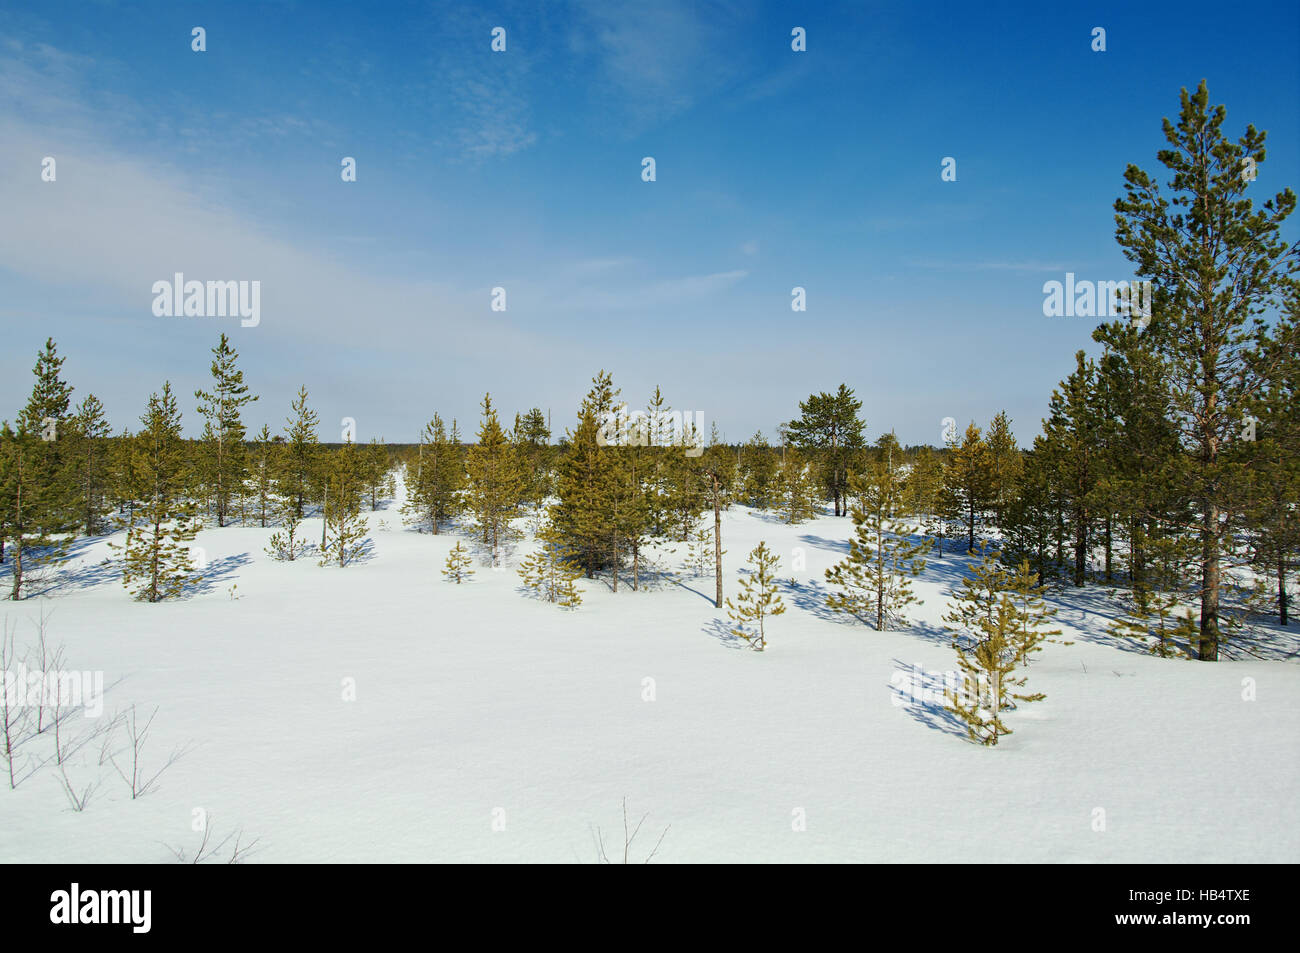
[2,472,1297,863]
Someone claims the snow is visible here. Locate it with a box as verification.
[2,471,1297,863]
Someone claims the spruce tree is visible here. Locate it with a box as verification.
[725,541,786,650]
[825,464,929,631]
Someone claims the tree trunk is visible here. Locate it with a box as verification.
[1198,510,1220,660]
[1073,510,1087,587]
[713,473,722,608]
[1103,513,1112,582]
[1279,555,1289,626]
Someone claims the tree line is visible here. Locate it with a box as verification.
[1,82,1295,669]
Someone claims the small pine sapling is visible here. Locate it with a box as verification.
[824,466,928,631]
[264,497,308,561]
[942,547,1045,745]
[444,541,475,584]
[518,521,583,608]
[725,541,786,650]
[1005,558,1071,665]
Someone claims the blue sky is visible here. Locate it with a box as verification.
[2,0,1297,445]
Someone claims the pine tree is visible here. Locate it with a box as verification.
[554,372,621,575]
[513,407,552,523]
[107,426,140,529]
[825,464,929,630]
[944,422,991,553]
[904,445,950,557]
[640,386,678,541]
[1110,584,1198,658]
[407,414,464,534]
[594,400,653,593]
[698,425,734,608]
[364,438,389,511]
[518,518,583,607]
[70,394,113,536]
[985,411,1022,535]
[776,449,820,524]
[725,541,786,650]
[785,384,867,516]
[1113,80,1299,660]
[117,383,201,602]
[464,394,524,567]
[250,425,275,528]
[264,494,308,561]
[1088,320,1186,598]
[1005,559,1070,664]
[1000,440,1059,585]
[1244,301,1300,625]
[0,423,73,599]
[685,520,716,577]
[443,540,475,583]
[1040,353,1102,586]
[282,386,319,518]
[194,334,257,527]
[739,430,778,510]
[1,340,80,596]
[319,441,369,567]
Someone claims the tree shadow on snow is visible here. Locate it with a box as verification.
[675,579,722,606]
[703,616,747,651]
[783,577,846,624]
[889,657,971,740]
[796,533,849,556]
[187,553,254,596]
